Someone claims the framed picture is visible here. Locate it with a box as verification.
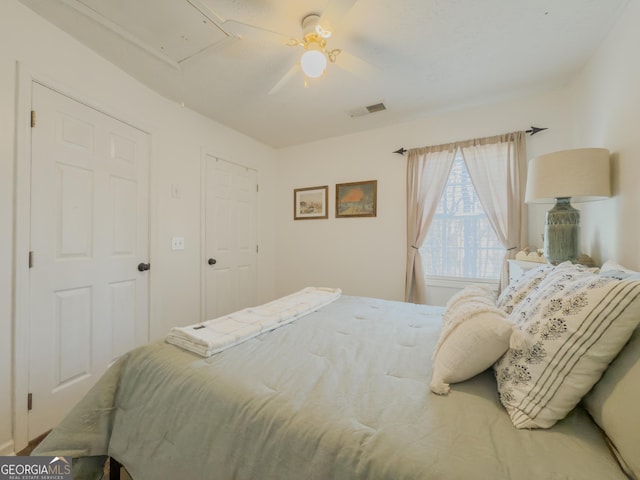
[293,186,329,220]
[336,180,377,218]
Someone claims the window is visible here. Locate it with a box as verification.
[420,150,503,280]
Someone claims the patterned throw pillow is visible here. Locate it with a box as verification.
[497,263,555,315]
[494,262,640,429]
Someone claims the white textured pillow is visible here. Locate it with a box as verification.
[494,262,640,429]
[497,263,555,315]
[431,285,514,395]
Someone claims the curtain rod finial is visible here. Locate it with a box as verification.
[525,126,548,136]
[393,147,407,155]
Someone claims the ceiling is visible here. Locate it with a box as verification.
[19,0,628,148]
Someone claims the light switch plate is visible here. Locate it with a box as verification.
[171,236,185,250]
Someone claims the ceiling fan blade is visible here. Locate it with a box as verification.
[269,63,301,95]
[334,50,377,78]
[223,19,297,46]
[318,0,359,33]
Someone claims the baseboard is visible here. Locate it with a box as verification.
[0,439,15,456]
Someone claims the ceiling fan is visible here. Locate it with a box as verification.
[221,0,374,94]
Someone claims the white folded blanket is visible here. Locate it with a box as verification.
[166,287,342,357]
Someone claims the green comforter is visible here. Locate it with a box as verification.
[34,296,626,479]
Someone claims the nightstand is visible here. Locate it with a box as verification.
[507,259,546,283]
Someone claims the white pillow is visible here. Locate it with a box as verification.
[494,262,640,429]
[599,260,640,280]
[584,325,640,479]
[431,285,514,395]
[600,260,638,274]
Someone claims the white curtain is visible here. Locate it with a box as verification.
[405,132,527,303]
[459,132,527,291]
[405,144,457,303]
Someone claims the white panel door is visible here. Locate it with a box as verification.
[28,83,150,438]
[205,156,258,319]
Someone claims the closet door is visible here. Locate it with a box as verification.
[28,83,150,438]
[204,155,258,319]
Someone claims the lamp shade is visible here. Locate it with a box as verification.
[525,148,611,203]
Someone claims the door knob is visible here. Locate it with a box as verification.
[208,258,217,265]
[137,262,151,272]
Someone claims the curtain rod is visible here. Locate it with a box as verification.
[392,126,548,155]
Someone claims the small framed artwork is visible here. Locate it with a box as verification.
[336,180,377,218]
[293,186,329,220]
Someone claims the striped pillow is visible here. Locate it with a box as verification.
[494,262,640,429]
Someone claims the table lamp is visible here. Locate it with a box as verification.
[525,148,610,264]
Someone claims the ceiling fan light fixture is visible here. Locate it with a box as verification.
[301,49,327,78]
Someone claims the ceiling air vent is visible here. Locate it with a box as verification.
[347,102,387,118]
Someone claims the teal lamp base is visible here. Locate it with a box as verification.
[544,197,580,265]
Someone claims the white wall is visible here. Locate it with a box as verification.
[567,0,640,269]
[0,0,277,453]
[275,0,640,301]
[276,88,573,302]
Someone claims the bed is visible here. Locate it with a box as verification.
[33,264,640,480]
